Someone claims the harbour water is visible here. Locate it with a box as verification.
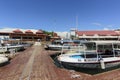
[50,53,120,75]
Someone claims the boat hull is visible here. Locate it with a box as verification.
[48,46,62,50]
[60,60,120,69]
[45,45,70,50]
[7,45,25,52]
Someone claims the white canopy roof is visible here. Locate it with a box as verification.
[81,40,120,45]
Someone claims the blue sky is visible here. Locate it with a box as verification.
[0,0,120,32]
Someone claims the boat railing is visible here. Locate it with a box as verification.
[100,55,114,58]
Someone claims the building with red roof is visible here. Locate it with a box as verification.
[76,30,120,40]
[36,30,43,34]
[25,30,33,34]
[1,29,120,41]
[11,29,47,41]
[0,29,61,42]
[13,29,23,33]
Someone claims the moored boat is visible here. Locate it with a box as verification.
[0,56,9,64]
[58,40,120,69]
[45,39,82,50]
[0,46,7,53]
[5,44,25,52]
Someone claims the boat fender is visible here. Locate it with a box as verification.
[100,60,105,69]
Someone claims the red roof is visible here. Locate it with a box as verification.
[13,29,23,33]
[36,30,43,34]
[25,30,33,34]
[76,30,119,36]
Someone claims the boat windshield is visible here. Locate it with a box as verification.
[70,55,83,59]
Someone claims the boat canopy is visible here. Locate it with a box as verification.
[81,40,120,45]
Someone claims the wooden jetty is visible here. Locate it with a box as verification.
[0,42,120,80]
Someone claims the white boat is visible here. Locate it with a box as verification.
[0,46,7,53]
[0,56,8,64]
[45,44,63,50]
[5,44,25,52]
[45,40,82,50]
[58,40,120,69]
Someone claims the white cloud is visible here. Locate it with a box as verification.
[106,25,114,30]
[0,27,16,32]
[107,25,113,28]
[103,28,110,30]
[103,25,115,30]
[92,23,102,26]
[0,27,38,33]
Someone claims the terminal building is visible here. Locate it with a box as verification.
[76,30,120,40]
[11,29,47,41]
[0,29,47,41]
[0,29,120,42]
